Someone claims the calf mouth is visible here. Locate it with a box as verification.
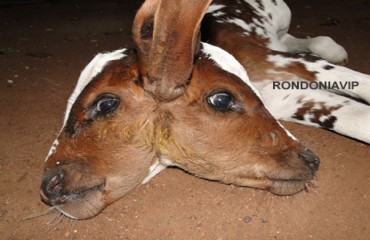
[61,181,106,204]
[40,179,106,219]
[55,181,106,219]
[40,180,106,206]
[235,176,315,196]
[264,146,319,195]
[265,166,318,195]
[227,167,317,196]
[217,169,316,196]
[267,177,316,195]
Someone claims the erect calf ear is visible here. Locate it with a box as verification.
[132,0,212,101]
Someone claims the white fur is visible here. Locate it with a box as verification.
[208,0,289,51]
[305,62,370,103]
[46,139,59,160]
[226,18,253,34]
[247,0,291,51]
[267,54,370,103]
[260,53,370,143]
[201,42,261,98]
[280,35,348,64]
[206,3,226,13]
[141,157,178,184]
[209,0,347,63]
[56,207,78,219]
[142,161,167,184]
[259,83,370,143]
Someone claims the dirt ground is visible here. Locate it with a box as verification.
[0,0,369,239]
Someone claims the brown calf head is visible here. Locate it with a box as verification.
[40,50,160,219]
[40,0,319,220]
[157,43,319,196]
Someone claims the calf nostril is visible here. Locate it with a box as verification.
[298,149,320,169]
[40,171,65,206]
[48,175,62,191]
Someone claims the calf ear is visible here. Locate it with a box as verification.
[133,0,212,101]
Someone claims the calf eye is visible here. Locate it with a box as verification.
[207,91,244,112]
[97,98,119,113]
[94,94,120,116]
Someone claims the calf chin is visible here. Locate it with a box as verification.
[55,190,106,220]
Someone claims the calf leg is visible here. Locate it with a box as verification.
[279,34,348,64]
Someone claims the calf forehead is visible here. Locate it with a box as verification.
[63,49,128,127]
[201,42,263,100]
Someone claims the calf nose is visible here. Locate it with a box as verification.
[40,170,66,206]
[298,148,320,170]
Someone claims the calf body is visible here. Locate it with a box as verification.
[40,0,369,219]
[204,0,370,143]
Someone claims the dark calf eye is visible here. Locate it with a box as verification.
[97,98,119,113]
[208,92,232,110]
[93,94,120,117]
[207,91,244,112]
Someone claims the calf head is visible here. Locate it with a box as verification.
[40,50,159,219]
[157,43,319,195]
[40,0,319,220]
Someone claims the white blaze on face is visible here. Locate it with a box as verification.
[46,139,59,159]
[45,49,127,162]
[201,42,263,100]
[206,3,226,14]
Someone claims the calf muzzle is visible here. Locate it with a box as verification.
[40,169,65,206]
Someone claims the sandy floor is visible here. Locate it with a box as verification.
[0,0,369,239]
